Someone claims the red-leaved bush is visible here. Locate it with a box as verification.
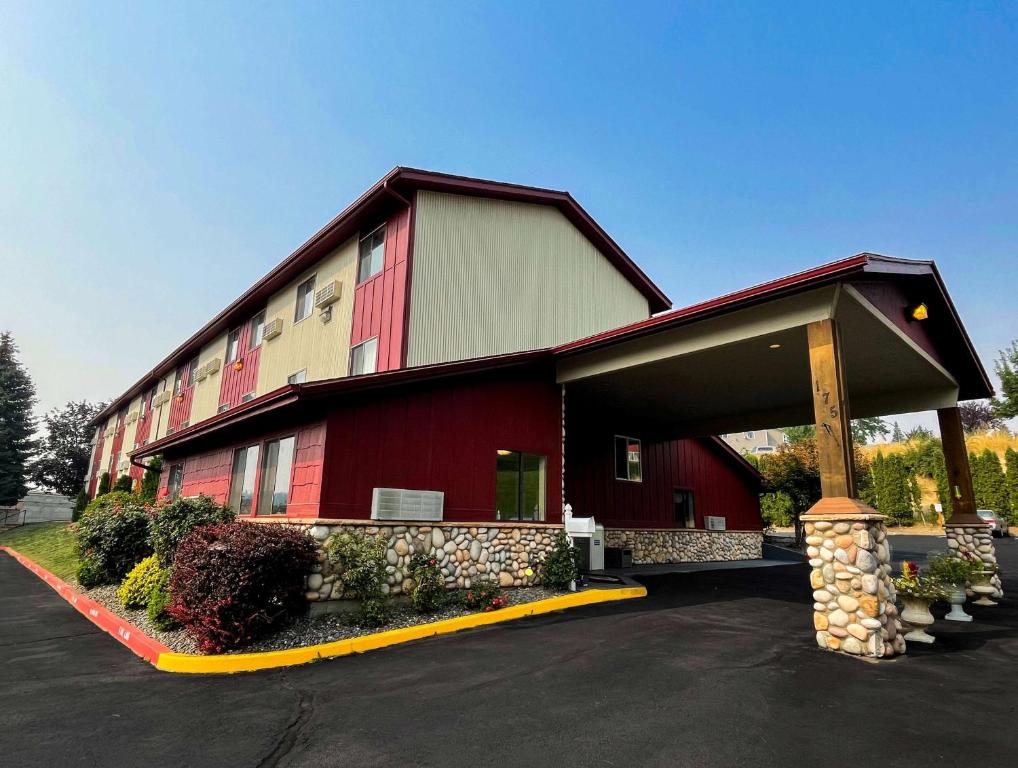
[168,522,317,653]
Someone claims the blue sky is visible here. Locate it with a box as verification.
[2,1,1016,434]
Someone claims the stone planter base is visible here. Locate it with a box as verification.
[602,528,763,565]
[803,505,905,658]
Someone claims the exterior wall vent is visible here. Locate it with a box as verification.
[125,410,139,424]
[705,515,727,531]
[314,280,342,309]
[104,426,115,438]
[153,391,170,407]
[205,357,221,375]
[370,488,444,522]
[117,459,129,472]
[263,318,284,340]
[194,364,209,382]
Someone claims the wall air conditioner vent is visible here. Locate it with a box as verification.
[117,459,130,472]
[125,410,139,424]
[314,280,342,309]
[263,318,284,340]
[371,488,444,522]
[205,357,221,375]
[194,364,208,382]
[705,515,727,531]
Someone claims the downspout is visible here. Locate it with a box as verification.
[130,454,160,474]
[382,180,411,209]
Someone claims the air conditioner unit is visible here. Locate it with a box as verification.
[153,391,169,407]
[125,410,139,424]
[104,426,115,438]
[314,280,342,308]
[205,357,221,375]
[263,318,284,340]
[371,488,444,522]
[194,364,208,382]
[117,459,130,472]
[705,515,727,531]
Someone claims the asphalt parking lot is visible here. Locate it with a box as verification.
[2,535,1016,768]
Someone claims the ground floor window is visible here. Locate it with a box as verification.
[257,436,295,515]
[229,445,260,515]
[614,435,642,482]
[495,450,546,521]
[167,463,184,500]
[673,488,695,528]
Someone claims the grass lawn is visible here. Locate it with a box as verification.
[0,522,78,580]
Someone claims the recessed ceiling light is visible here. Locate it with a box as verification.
[769,343,782,349]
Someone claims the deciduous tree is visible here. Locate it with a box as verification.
[958,400,1003,434]
[30,400,107,497]
[991,340,1018,420]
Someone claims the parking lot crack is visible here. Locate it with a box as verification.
[253,679,314,768]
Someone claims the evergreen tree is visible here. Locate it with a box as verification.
[891,422,904,443]
[972,449,1008,517]
[112,474,134,493]
[1005,448,1018,524]
[0,332,37,506]
[932,449,952,518]
[871,451,914,524]
[139,456,163,502]
[31,400,107,497]
[96,472,111,497]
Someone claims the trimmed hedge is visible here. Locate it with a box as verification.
[168,523,317,653]
[146,569,178,631]
[74,495,153,587]
[117,555,163,609]
[152,495,235,567]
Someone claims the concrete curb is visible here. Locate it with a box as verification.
[2,545,646,675]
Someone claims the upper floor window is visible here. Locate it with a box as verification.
[294,276,316,323]
[138,395,147,421]
[287,369,307,385]
[225,328,241,363]
[350,337,378,376]
[744,431,755,440]
[357,226,385,283]
[614,436,642,482]
[249,310,266,349]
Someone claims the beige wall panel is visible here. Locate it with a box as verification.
[189,332,229,424]
[407,191,651,367]
[150,376,173,442]
[120,395,143,461]
[256,236,359,393]
[97,418,113,479]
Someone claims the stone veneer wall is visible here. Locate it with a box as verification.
[603,528,763,564]
[806,517,905,657]
[946,523,1004,598]
[295,521,562,608]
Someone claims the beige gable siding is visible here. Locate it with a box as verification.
[407,191,650,367]
[256,235,359,393]
[150,376,173,442]
[96,419,113,480]
[120,395,143,459]
[189,332,229,423]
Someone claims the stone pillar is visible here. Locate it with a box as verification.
[804,514,905,657]
[937,406,1002,598]
[945,524,1004,598]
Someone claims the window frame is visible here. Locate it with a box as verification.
[287,369,307,385]
[494,449,547,522]
[673,486,696,529]
[357,225,386,284]
[294,275,317,323]
[349,337,379,376]
[167,463,185,500]
[256,435,297,516]
[614,435,643,483]
[225,328,241,364]
[228,444,260,515]
[248,310,266,350]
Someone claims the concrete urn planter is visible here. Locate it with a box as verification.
[900,597,936,644]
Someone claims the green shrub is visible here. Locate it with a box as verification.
[408,552,445,613]
[459,580,508,611]
[72,489,89,521]
[760,491,794,528]
[74,494,153,587]
[146,569,178,631]
[139,456,163,502]
[96,472,111,496]
[117,555,163,608]
[112,474,134,493]
[325,530,389,627]
[928,553,983,586]
[539,531,579,590]
[151,495,235,567]
[168,522,316,652]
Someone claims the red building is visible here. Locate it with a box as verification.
[89,168,991,603]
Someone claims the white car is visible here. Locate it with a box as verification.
[977,509,1009,538]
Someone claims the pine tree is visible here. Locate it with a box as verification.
[0,332,37,506]
[891,422,905,443]
[932,449,952,518]
[1005,448,1018,524]
[871,452,914,524]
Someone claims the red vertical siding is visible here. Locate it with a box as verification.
[319,368,562,522]
[88,424,107,496]
[167,367,196,432]
[565,420,761,530]
[218,320,262,409]
[350,207,411,373]
[289,423,326,516]
[178,446,234,502]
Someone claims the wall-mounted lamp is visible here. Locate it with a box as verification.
[320,305,333,323]
[496,449,513,456]
[233,359,244,372]
[909,303,929,322]
[768,343,782,349]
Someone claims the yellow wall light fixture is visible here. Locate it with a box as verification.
[909,303,929,321]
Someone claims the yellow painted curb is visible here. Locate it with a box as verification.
[156,585,646,674]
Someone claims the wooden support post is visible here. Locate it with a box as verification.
[807,319,856,499]
[937,406,983,525]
